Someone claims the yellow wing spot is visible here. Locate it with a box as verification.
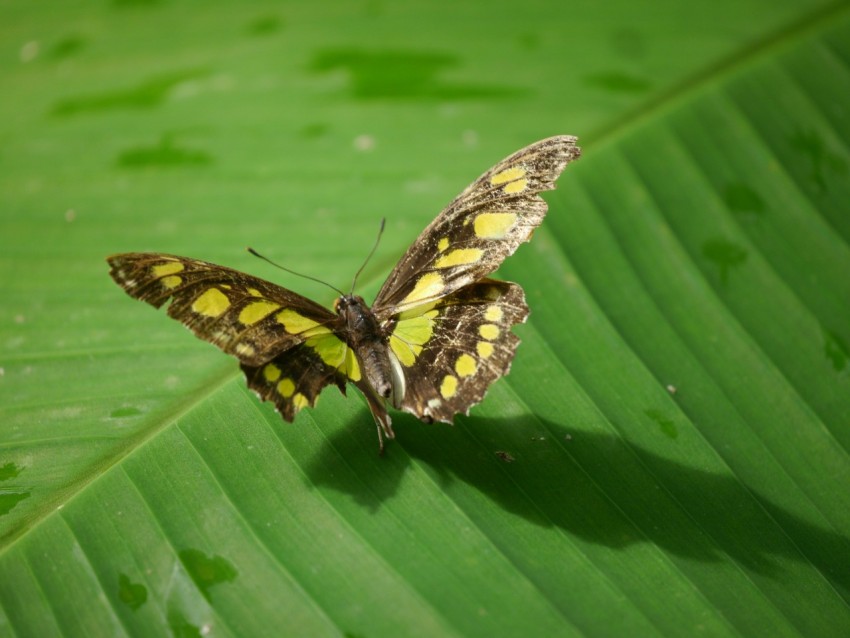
[477,341,494,358]
[277,308,328,336]
[263,363,281,383]
[161,275,182,289]
[389,335,419,367]
[433,248,484,269]
[474,212,517,239]
[247,287,263,297]
[455,354,477,378]
[344,348,362,382]
[484,305,503,322]
[490,166,526,185]
[152,262,184,277]
[390,309,438,366]
[398,301,438,321]
[293,393,310,410]
[306,333,341,365]
[401,272,444,306]
[440,374,458,399]
[277,377,295,398]
[479,324,500,340]
[437,237,449,252]
[192,288,231,318]
[239,300,281,325]
[304,333,362,381]
[503,178,528,194]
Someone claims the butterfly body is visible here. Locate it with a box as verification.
[108,136,581,451]
[332,293,401,445]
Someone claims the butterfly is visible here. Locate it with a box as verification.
[108,135,581,451]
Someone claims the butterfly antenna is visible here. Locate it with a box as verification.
[350,217,386,294]
[247,247,345,296]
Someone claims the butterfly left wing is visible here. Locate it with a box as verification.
[107,252,359,420]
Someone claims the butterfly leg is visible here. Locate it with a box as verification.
[357,381,396,454]
[371,402,396,456]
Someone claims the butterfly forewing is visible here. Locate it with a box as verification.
[374,135,580,316]
[107,252,344,365]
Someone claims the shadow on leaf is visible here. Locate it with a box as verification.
[304,411,850,598]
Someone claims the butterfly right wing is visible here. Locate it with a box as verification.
[387,279,529,424]
[107,252,360,420]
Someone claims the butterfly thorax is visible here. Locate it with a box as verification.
[334,294,398,404]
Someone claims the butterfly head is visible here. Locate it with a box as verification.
[333,293,369,318]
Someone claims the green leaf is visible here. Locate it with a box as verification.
[2,1,849,636]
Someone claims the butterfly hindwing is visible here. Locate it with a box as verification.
[374,135,580,315]
[241,338,354,421]
[387,279,528,423]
